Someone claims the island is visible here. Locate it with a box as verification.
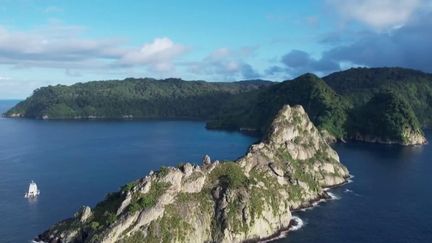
[34,105,349,242]
[5,67,429,146]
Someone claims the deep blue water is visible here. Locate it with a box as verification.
[278,133,432,243]
[1,101,432,243]
[0,101,258,243]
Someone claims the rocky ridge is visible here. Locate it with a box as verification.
[35,105,349,243]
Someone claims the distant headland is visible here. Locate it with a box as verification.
[5,67,429,145]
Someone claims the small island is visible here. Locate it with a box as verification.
[34,105,349,242]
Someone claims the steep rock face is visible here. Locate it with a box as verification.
[35,105,349,243]
[401,128,427,145]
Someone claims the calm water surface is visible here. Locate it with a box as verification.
[277,132,432,243]
[1,100,432,243]
[0,101,257,242]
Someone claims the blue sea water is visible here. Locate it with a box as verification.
[0,101,258,242]
[276,133,432,243]
[1,100,432,243]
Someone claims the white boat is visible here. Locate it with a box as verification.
[24,180,40,198]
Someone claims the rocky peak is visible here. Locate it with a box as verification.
[202,154,211,165]
[35,105,349,243]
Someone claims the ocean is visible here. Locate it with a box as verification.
[1,100,431,243]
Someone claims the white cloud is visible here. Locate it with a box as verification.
[188,47,260,80]
[0,24,123,65]
[265,50,340,78]
[0,24,187,74]
[0,22,264,91]
[322,11,432,72]
[65,69,82,77]
[209,48,231,59]
[43,6,64,14]
[268,10,432,77]
[119,37,187,72]
[0,24,191,98]
[0,78,59,99]
[329,0,423,29]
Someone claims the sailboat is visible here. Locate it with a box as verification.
[25,180,40,198]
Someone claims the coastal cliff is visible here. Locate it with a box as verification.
[35,105,349,243]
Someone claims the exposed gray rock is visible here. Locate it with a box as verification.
[269,162,284,176]
[35,105,349,243]
[116,192,132,215]
[77,206,92,223]
[180,163,194,176]
[202,154,211,165]
[320,129,337,144]
[352,127,427,146]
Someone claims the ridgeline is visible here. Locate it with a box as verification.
[5,78,272,120]
[34,105,350,242]
[5,67,431,145]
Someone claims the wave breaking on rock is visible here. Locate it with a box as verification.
[35,105,350,243]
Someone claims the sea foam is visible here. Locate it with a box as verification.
[289,216,304,231]
[327,192,340,200]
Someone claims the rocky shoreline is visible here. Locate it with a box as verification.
[35,105,350,243]
[254,183,351,243]
[351,131,427,146]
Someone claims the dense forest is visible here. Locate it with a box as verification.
[209,68,431,143]
[207,73,350,139]
[5,78,273,120]
[5,67,432,144]
[347,90,423,143]
[324,67,432,127]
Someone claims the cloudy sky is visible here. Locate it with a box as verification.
[0,0,431,98]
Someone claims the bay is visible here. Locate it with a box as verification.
[0,100,257,242]
[1,100,432,243]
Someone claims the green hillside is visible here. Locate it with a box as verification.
[348,90,424,144]
[323,67,432,127]
[5,67,432,145]
[207,74,350,139]
[5,78,272,119]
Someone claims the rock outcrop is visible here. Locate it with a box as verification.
[34,105,349,243]
[352,127,427,146]
[401,128,427,145]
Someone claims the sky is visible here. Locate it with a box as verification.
[0,0,431,98]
